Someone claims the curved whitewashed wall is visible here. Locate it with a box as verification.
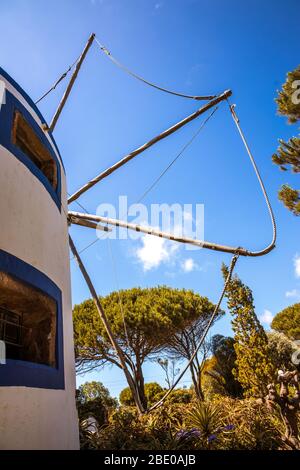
[0,69,79,449]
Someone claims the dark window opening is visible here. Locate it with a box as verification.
[11,110,58,191]
[0,271,57,367]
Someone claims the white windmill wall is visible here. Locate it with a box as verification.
[0,69,79,449]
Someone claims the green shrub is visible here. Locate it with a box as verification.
[119,382,163,407]
[80,397,291,450]
[216,397,284,450]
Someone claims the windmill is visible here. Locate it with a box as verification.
[0,33,276,449]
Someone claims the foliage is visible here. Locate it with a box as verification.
[217,397,284,450]
[165,299,223,399]
[119,382,194,407]
[273,65,300,215]
[271,303,300,340]
[80,396,289,450]
[276,65,300,123]
[74,286,218,409]
[201,356,227,398]
[222,265,276,397]
[267,331,298,370]
[76,381,117,434]
[187,401,226,449]
[155,387,194,405]
[157,358,180,389]
[77,381,117,407]
[273,138,300,173]
[88,404,195,450]
[278,184,300,216]
[119,383,163,407]
[201,335,243,399]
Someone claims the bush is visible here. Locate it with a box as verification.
[82,403,197,450]
[119,382,164,407]
[80,396,292,450]
[216,397,284,450]
[154,388,194,405]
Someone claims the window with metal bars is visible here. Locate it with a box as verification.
[0,271,57,367]
[0,307,22,360]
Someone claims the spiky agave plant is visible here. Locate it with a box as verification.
[187,401,225,449]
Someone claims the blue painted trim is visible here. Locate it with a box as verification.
[0,249,65,390]
[0,66,65,172]
[0,90,62,211]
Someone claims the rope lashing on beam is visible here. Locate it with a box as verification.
[95,37,217,102]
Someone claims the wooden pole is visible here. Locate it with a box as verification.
[68,210,253,256]
[69,235,145,414]
[68,89,232,204]
[69,215,111,232]
[48,33,95,132]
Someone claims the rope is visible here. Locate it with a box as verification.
[133,106,219,206]
[69,236,102,261]
[35,55,81,104]
[95,37,216,102]
[69,107,219,255]
[107,237,132,356]
[148,253,239,412]
[227,101,277,256]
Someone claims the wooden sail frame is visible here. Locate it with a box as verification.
[39,33,277,413]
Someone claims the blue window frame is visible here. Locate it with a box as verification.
[0,66,64,171]
[0,249,65,390]
[0,89,62,210]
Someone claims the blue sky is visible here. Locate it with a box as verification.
[1,0,300,398]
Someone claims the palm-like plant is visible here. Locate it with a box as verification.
[187,402,224,448]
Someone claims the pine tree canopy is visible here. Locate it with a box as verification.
[276,65,300,123]
[273,65,300,215]
[271,303,300,340]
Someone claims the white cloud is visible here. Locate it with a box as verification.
[285,289,300,299]
[181,258,198,273]
[259,309,274,326]
[294,254,300,278]
[136,235,178,271]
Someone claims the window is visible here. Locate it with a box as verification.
[0,87,62,210]
[0,271,57,367]
[12,110,58,191]
[0,308,22,359]
[0,249,64,389]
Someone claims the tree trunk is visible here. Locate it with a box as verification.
[190,363,204,400]
[134,356,147,410]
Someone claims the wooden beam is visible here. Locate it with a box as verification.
[68,89,232,204]
[68,210,254,256]
[69,235,145,414]
[68,214,111,232]
[48,33,95,132]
